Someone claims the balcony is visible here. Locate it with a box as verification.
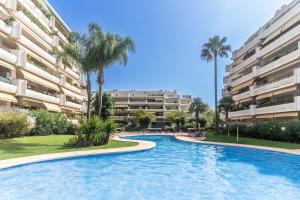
[260,24,300,58]
[0,19,21,39]
[257,49,300,76]
[260,2,300,44]
[228,109,251,118]
[24,62,60,84]
[128,101,147,105]
[0,77,17,94]
[18,35,56,65]
[0,47,18,65]
[65,82,82,94]
[232,36,260,60]
[14,10,52,45]
[254,76,295,96]
[232,90,251,101]
[65,67,80,80]
[231,71,254,87]
[255,102,295,115]
[65,101,82,110]
[19,0,49,26]
[232,50,259,74]
[25,89,60,104]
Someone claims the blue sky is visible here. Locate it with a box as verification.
[49,0,290,107]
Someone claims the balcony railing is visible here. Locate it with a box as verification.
[255,102,295,115]
[254,75,295,96]
[228,109,251,118]
[26,89,60,104]
[232,90,251,101]
[257,49,299,76]
[260,24,300,57]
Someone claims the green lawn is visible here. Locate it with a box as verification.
[0,135,138,160]
[204,132,300,149]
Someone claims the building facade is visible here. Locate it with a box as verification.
[223,0,300,122]
[107,90,192,124]
[0,0,87,116]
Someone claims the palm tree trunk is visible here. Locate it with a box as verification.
[86,72,91,120]
[196,114,199,130]
[214,54,219,134]
[97,68,104,118]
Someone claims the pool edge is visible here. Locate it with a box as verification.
[175,136,300,156]
[0,137,156,170]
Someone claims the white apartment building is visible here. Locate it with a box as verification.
[107,90,192,125]
[223,0,300,122]
[0,0,87,116]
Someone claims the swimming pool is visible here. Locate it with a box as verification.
[1,135,300,200]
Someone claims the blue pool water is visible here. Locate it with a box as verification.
[1,136,300,200]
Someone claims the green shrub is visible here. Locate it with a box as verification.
[221,120,300,143]
[80,117,116,146]
[30,109,70,135]
[0,108,29,138]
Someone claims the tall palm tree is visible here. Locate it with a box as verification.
[201,36,231,133]
[91,31,135,117]
[189,97,208,130]
[218,96,234,122]
[58,23,102,120]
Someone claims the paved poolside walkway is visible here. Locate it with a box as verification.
[2,132,300,169]
[176,135,300,156]
[0,137,155,170]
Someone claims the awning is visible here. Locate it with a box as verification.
[0,92,17,103]
[256,86,296,100]
[43,102,62,112]
[0,60,16,71]
[61,87,84,101]
[19,69,60,91]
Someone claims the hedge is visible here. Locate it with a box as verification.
[222,121,300,143]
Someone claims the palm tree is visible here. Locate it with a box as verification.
[189,97,208,130]
[218,96,234,122]
[91,31,135,117]
[201,36,231,133]
[58,23,102,120]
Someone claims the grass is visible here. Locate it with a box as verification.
[0,135,138,160]
[204,132,300,149]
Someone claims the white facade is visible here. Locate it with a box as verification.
[107,90,192,122]
[223,0,300,121]
[0,0,87,115]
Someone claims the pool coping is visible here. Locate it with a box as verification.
[175,136,300,156]
[0,136,156,170]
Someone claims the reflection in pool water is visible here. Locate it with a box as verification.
[1,136,300,200]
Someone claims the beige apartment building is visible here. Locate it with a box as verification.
[107,90,192,125]
[0,0,87,116]
[223,0,300,122]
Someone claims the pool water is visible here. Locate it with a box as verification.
[1,136,300,200]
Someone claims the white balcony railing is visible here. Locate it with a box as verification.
[65,101,82,110]
[65,82,82,94]
[254,76,295,96]
[232,50,259,74]
[24,62,60,84]
[18,35,56,65]
[231,72,254,87]
[260,24,300,57]
[14,11,52,46]
[228,109,251,118]
[232,90,251,101]
[0,80,17,94]
[260,2,300,43]
[26,89,60,104]
[255,102,295,115]
[258,49,300,76]
[19,0,49,26]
